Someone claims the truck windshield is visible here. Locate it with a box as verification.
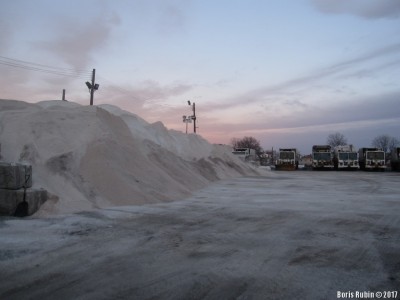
[313,153,331,160]
[280,152,294,159]
[339,153,357,160]
[348,153,358,160]
[367,152,384,160]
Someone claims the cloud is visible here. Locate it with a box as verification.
[310,0,400,19]
[197,112,400,153]
[96,79,193,120]
[200,42,400,113]
[282,99,308,108]
[156,2,187,35]
[0,20,13,54]
[118,80,192,103]
[266,91,400,130]
[210,117,400,138]
[35,12,120,70]
[185,89,400,147]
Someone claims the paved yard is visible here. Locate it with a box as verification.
[1,171,399,299]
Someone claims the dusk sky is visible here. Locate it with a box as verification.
[1,0,399,154]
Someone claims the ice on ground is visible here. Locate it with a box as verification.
[1,172,399,299]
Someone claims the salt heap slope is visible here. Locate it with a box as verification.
[0,99,259,215]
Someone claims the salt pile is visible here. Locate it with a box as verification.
[0,99,259,215]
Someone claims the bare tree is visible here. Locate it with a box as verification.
[372,134,399,153]
[327,132,348,147]
[230,137,240,148]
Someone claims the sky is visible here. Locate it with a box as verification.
[1,0,400,154]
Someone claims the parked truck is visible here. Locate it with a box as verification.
[358,147,385,171]
[390,147,400,171]
[232,148,256,162]
[275,148,298,170]
[333,145,359,170]
[312,145,334,170]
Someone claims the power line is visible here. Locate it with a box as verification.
[0,55,91,73]
[0,55,92,79]
[0,60,91,78]
[0,55,168,106]
[0,55,92,75]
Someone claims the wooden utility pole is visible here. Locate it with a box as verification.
[85,69,99,105]
[193,102,197,134]
[187,100,198,134]
[90,69,95,106]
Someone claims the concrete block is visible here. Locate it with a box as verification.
[0,188,47,216]
[0,163,32,190]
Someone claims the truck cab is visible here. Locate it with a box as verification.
[333,145,359,170]
[275,148,298,170]
[359,147,385,171]
[312,145,334,170]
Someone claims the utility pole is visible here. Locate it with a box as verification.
[85,69,99,105]
[90,69,95,105]
[193,102,197,134]
[187,100,197,134]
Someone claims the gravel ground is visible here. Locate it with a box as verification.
[1,171,399,300]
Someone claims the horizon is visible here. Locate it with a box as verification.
[1,0,399,154]
[0,97,392,156]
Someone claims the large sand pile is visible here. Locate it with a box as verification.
[0,99,259,215]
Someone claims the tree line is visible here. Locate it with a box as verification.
[326,132,399,153]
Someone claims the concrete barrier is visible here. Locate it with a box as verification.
[0,188,47,216]
[0,163,32,190]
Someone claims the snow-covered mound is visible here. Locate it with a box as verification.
[0,99,259,215]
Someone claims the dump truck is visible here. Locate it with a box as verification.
[390,147,400,171]
[275,148,298,171]
[232,148,256,162]
[312,145,334,170]
[358,147,385,171]
[333,145,359,170]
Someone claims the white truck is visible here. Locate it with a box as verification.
[312,145,334,170]
[358,147,385,171]
[275,148,298,170]
[333,145,359,170]
[232,148,256,162]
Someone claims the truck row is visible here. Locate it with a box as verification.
[275,146,400,171]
